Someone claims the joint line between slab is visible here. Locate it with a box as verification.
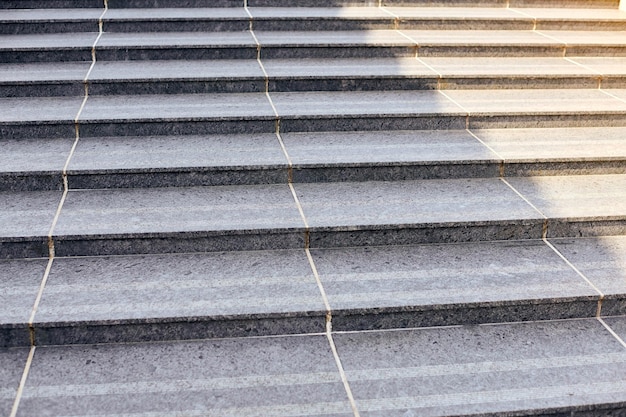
[465,129,506,174]
[8,346,35,417]
[543,238,605,317]
[500,178,548,220]
[598,317,626,350]
[508,8,537,30]
[438,90,470,129]
[325,322,361,417]
[533,30,568,56]
[600,88,626,105]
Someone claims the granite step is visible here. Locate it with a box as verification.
[3,173,626,259]
[4,89,625,140]
[4,317,626,416]
[4,28,626,63]
[3,126,626,192]
[4,7,625,34]
[5,57,626,98]
[2,233,626,346]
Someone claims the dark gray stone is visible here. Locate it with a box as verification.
[18,335,353,416]
[0,346,30,417]
[551,237,626,316]
[312,240,600,330]
[67,134,288,188]
[0,258,47,347]
[52,185,306,255]
[333,318,626,416]
[33,250,326,343]
[283,129,500,182]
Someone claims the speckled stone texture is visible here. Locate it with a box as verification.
[311,240,600,330]
[32,250,327,344]
[17,335,354,417]
[0,347,29,416]
[333,318,626,417]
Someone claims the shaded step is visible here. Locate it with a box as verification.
[0,32,97,63]
[0,9,102,35]
[4,57,626,98]
[5,127,626,191]
[6,318,626,416]
[3,236,625,346]
[0,0,104,8]
[102,8,250,32]
[11,333,355,417]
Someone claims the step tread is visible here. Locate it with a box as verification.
[335,318,626,416]
[5,318,626,416]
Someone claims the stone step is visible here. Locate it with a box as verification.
[4,317,626,415]
[3,173,626,259]
[4,28,626,63]
[2,235,626,346]
[0,0,620,8]
[3,127,626,192]
[4,57,626,97]
[3,7,625,34]
[3,89,625,139]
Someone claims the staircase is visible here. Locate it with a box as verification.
[2,0,626,415]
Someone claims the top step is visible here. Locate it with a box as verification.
[0,0,620,8]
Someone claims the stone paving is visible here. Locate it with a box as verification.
[2,0,626,415]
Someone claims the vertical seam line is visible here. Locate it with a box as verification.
[8,346,36,417]
[543,238,605,317]
[598,317,626,349]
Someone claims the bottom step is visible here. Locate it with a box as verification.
[4,317,626,417]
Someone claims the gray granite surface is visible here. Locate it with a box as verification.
[334,318,626,416]
[0,347,29,416]
[507,174,626,219]
[295,178,542,228]
[445,88,626,115]
[54,184,304,236]
[0,191,61,239]
[0,96,83,124]
[33,250,326,343]
[67,134,288,187]
[0,258,47,346]
[551,236,626,316]
[17,335,353,417]
[312,240,600,330]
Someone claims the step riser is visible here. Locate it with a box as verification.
[6,45,625,64]
[0,0,620,7]
[7,76,626,98]
[6,20,626,35]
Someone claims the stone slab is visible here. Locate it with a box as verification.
[0,138,72,191]
[17,335,353,417]
[333,318,626,416]
[0,258,47,347]
[33,249,326,344]
[0,190,61,259]
[271,90,467,132]
[0,347,30,417]
[0,32,97,62]
[603,315,626,342]
[0,96,82,139]
[312,240,599,331]
[473,127,626,176]
[88,59,265,94]
[282,129,500,182]
[95,31,258,60]
[78,93,276,136]
[295,178,545,247]
[0,62,89,96]
[52,185,306,256]
[551,236,626,316]
[507,174,626,237]
[67,133,288,188]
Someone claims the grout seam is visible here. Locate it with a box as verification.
[600,88,626,105]
[598,317,626,350]
[27,1,107,347]
[533,30,568,57]
[8,346,36,417]
[507,7,537,30]
[437,90,471,129]
[465,129,506,176]
[500,177,548,220]
[326,321,362,417]
[542,238,605,317]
